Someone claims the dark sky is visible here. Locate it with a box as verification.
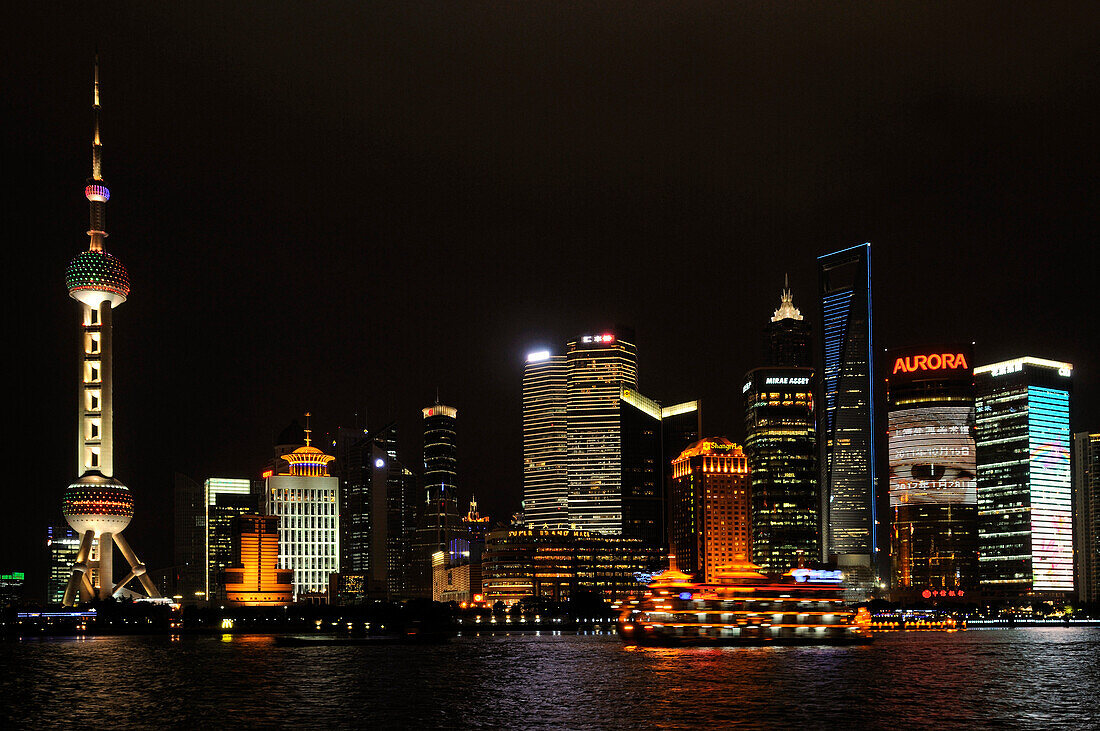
[8,3,1099,595]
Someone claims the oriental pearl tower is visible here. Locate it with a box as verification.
[61,58,159,605]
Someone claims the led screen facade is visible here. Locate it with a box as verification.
[889,406,976,507]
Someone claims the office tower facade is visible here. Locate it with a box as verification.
[522,351,569,528]
[1073,432,1099,603]
[337,426,387,590]
[60,60,159,605]
[887,345,978,597]
[765,275,812,367]
[267,429,340,600]
[336,426,371,576]
[412,403,463,596]
[669,439,752,582]
[172,473,205,599]
[386,459,417,598]
[566,333,640,533]
[976,357,1074,598]
[205,478,261,600]
[480,528,662,604]
[335,422,416,597]
[818,243,877,588]
[618,388,663,544]
[743,368,819,573]
[522,331,699,546]
[46,525,81,605]
[223,515,294,606]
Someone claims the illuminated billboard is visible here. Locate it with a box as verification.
[889,406,976,506]
[888,344,974,384]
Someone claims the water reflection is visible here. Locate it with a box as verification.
[1,630,1097,728]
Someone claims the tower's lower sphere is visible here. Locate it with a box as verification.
[62,472,134,535]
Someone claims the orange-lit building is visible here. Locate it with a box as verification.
[669,438,751,582]
[224,515,293,606]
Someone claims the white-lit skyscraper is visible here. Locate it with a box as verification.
[522,351,568,527]
[566,333,639,533]
[976,357,1074,597]
[267,424,339,600]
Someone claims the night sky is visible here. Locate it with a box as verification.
[8,3,1098,596]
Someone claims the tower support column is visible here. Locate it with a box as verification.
[113,532,159,597]
[99,532,114,599]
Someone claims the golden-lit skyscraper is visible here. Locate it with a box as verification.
[224,515,294,606]
[669,439,751,582]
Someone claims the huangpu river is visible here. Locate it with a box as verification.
[2,629,1098,728]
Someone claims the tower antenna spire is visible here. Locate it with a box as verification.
[92,53,102,176]
[304,412,312,446]
[771,273,803,323]
[84,53,110,253]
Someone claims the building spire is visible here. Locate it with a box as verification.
[771,274,803,322]
[85,54,110,252]
[304,412,312,446]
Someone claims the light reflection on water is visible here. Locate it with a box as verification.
[2,629,1097,728]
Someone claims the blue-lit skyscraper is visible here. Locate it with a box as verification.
[818,243,877,591]
[976,357,1074,597]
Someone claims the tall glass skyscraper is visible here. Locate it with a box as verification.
[1073,432,1099,603]
[522,351,569,527]
[976,357,1074,597]
[818,243,876,588]
[412,403,463,596]
[172,473,205,600]
[205,477,261,600]
[46,524,81,605]
[743,367,819,573]
[335,422,414,596]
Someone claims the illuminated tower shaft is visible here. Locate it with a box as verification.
[79,302,114,474]
[61,58,158,606]
[78,62,114,476]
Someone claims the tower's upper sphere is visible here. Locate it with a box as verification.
[62,472,134,536]
[66,249,129,307]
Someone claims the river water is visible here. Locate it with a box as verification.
[2,628,1097,729]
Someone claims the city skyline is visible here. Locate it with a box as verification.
[9,5,1099,600]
